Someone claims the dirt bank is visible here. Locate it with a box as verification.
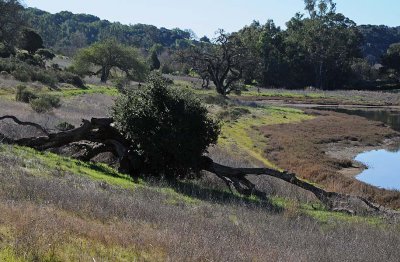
[259,109,400,209]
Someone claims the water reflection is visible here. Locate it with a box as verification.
[326,107,400,190]
[329,108,400,132]
[355,149,400,190]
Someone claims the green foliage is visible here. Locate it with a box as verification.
[35,48,56,60]
[15,85,37,102]
[13,69,30,82]
[56,71,85,88]
[0,57,84,87]
[358,25,400,64]
[285,5,362,89]
[55,121,75,131]
[16,51,44,67]
[0,0,24,46]
[73,39,148,83]
[18,28,44,54]
[30,94,61,113]
[0,42,16,58]
[149,50,161,71]
[23,7,192,53]
[199,36,211,43]
[183,30,249,95]
[112,73,220,177]
[382,43,400,75]
[217,107,251,121]
[31,70,58,87]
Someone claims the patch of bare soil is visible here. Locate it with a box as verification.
[259,110,400,209]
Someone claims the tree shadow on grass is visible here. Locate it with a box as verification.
[144,177,284,214]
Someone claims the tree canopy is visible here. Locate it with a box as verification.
[24,8,192,55]
[284,1,362,89]
[182,30,249,95]
[382,43,400,81]
[0,0,24,46]
[18,28,44,54]
[73,39,148,82]
[112,73,220,177]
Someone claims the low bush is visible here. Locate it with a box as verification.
[217,107,251,121]
[0,42,15,58]
[15,85,37,103]
[0,57,84,88]
[35,49,55,60]
[30,94,61,113]
[55,121,75,131]
[31,70,58,87]
[13,69,30,82]
[56,71,85,88]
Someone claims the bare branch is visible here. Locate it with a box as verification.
[0,115,49,135]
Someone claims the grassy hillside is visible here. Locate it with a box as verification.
[1,77,400,261]
[1,144,399,261]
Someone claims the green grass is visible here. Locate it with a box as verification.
[0,145,199,205]
[270,196,384,226]
[0,247,24,262]
[218,105,314,167]
[0,85,119,101]
[0,144,389,229]
[52,85,119,97]
[2,145,135,188]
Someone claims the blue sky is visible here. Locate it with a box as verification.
[23,0,400,37]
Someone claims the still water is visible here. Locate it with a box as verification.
[328,108,400,132]
[355,149,400,190]
[328,107,400,190]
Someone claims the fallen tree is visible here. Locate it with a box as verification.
[1,115,399,218]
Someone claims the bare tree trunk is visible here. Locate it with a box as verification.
[1,115,399,218]
[100,67,110,83]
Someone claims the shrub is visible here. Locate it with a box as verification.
[112,72,220,178]
[15,85,37,103]
[0,42,15,58]
[217,107,251,121]
[30,94,61,113]
[35,48,55,60]
[31,70,58,87]
[13,69,30,82]
[55,121,75,131]
[56,71,85,88]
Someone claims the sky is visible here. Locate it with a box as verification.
[23,0,400,38]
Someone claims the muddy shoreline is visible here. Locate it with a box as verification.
[325,137,400,178]
[258,108,400,208]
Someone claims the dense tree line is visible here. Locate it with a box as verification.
[23,8,193,56]
[358,25,400,64]
[2,0,400,91]
[184,0,399,91]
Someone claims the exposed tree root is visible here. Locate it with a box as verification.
[1,115,399,218]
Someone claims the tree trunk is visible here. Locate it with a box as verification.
[1,115,399,218]
[100,67,110,83]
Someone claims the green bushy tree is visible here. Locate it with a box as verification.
[73,39,148,82]
[112,73,220,178]
[18,28,44,54]
[382,43,400,80]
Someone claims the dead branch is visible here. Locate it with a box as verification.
[1,115,399,218]
[0,115,49,135]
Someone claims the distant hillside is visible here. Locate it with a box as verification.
[24,7,400,63]
[358,25,400,64]
[23,8,192,55]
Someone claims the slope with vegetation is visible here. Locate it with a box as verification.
[1,0,400,260]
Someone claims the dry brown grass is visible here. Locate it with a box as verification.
[0,93,113,139]
[259,110,400,208]
[1,145,400,261]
